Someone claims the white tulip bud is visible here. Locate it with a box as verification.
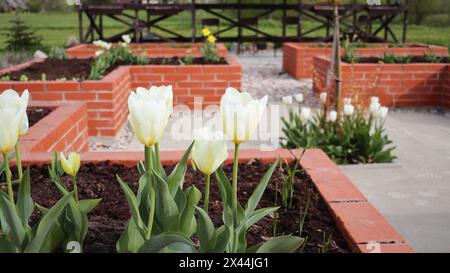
[343,104,355,116]
[294,94,304,103]
[282,96,293,105]
[327,110,338,122]
[319,92,327,104]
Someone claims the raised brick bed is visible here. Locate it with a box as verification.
[283,42,449,80]
[20,101,89,153]
[20,148,413,253]
[0,55,241,137]
[312,55,450,108]
[66,43,229,59]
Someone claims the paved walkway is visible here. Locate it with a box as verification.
[340,110,450,252]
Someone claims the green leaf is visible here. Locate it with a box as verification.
[167,141,194,196]
[137,161,146,176]
[38,219,66,253]
[16,167,34,226]
[25,193,73,253]
[212,225,230,253]
[0,191,26,249]
[154,172,180,232]
[116,175,146,238]
[215,168,233,227]
[48,168,69,195]
[0,235,18,253]
[246,207,279,227]
[116,219,146,253]
[179,186,201,236]
[79,198,102,214]
[256,235,304,253]
[195,206,216,253]
[138,232,195,253]
[244,159,279,220]
[136,173,151,225]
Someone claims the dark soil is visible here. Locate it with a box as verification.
[347,55,450,64]
[27,107,52,127]
[5,59,94,81]
[3,57,228,81]
[22,161,350,253]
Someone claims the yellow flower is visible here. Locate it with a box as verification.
[207,35,217,44]
[202,28,211,37]
[60,152,81,177]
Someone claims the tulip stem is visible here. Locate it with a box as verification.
[72,176,79,203]
[232,143,239,228]
[204,174,211,212]
[145,146,155,240]
[2,153,15,207]
[14,143,23,183]
[154,143,160,175]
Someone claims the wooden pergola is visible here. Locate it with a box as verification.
[77,0,410,46]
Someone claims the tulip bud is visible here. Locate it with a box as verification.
[128,86,173,147]
[294,94,304,103]
[369,102,381,114]
[221,87,268,144]
[0,89,29,154]
[343,98,352,105]
[377,106,389,119]
[121,34,131,44]
[319,92,327,104]
[300,107,312,122]
[343,104,355,116]
[191,126,228,175]
[327,110,338,122]
[60,152,81,177]
[370,96,379,105]
[282,96,293,105]
[93,40,112,50]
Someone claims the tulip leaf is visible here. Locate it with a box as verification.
[116,219,146,253]
[167,141,194,196]
[136,173,151,224]
[179,186,201,236]
[138,232,195,253]
[154,172,180,232]
[195,206,216,253]
[256,235,304,253]
[246,207,279,228]
[79,198,102,214]
[137,161,146,176]
[16,167,34,226]
[116,175,146,238]
[38,218,66,253]
[244,159,279,221]
[0,191,26,249]
[0,235,18,253]
[25,193,73,253]
[48,168,69,195]
[212,225,230,253]
[215,168,233,226]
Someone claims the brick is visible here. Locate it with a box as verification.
[47,82,80,92]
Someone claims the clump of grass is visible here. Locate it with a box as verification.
[381,53,411,64]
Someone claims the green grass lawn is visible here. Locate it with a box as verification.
[0,11,449,52]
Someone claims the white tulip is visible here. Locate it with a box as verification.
[220,87,268,144]
[282,96,293,105]
[370,96,379,105]
[319,92,327,104]
[93,40,112,50]
[121,34,131,44]
[0,89,29,154]
[294,93,303,103]
[128,86,173,147]
[377,106,389,119]
[327,110,338,122]
[300,107,312,122]
[191,126,228,175]
[369,102,381,115]
[60,152,81,177]
[343,104,355,116]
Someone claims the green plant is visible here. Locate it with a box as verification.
[19,75,29,82]
[180,55,194,65]
[201,28,221,63]
[381,53,412,64]
[278,157,302,209]
[48,46,68,60]
[281,103,396,165]
[40,73,47,81]
[424,53,444,63]
[342,39,360,63]
[0,75,11,81]
[318,231,333,253]
[3,15,42,52]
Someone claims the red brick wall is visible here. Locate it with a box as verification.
[313,55,450,108]
[66,43,228,59]
[284,42,449,80]
[444,66,450,108]
[20,102,89,153]
[0,56,241,137]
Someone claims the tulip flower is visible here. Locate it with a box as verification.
[327,110,338,123]
[300,107,312,122]
[191,126,228,211]
[128,86,173,148]
[282,96,293,105]
[343,104,355,116]
[122,34,131,44]
[60,152,81,202]
[319,92,328,105]
[294,93,303,103]
[369,101,381,115]
[370,96,379,105]
[377,106,389,119]
[93,40,112,50]
[220,87,268,145]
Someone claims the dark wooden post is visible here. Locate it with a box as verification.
[78,7,83,43]
[134,0,140,43]
[297,0,302,41]
[237,0,242,54]
[99,14,104,40]
[192,0,196,43]
[402,0,409,44]
[333,4,341,111]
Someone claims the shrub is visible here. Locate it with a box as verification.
[3,16,42,52]
[281,95,396,165]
